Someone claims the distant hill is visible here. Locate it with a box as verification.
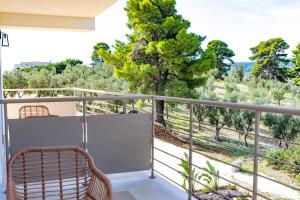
[232,61,294,74]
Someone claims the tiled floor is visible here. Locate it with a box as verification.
[108,171,189,200]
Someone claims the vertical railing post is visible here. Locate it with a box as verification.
[150,97,155,179]
[91,92,95,113]
[3,103,9,162]
[82,100,87,150]
[123,99,127,114]
[188,103,193,200]
[253,111,260,200]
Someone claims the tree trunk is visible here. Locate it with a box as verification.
[279,140,282,148]
[198,121,201,131]
[156,99,166,126]
[244,133,248,147]
[215,123,221,142]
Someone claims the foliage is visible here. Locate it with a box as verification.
[270,81,288,105]
[98,0,216,125]
[207,40,235,79]
[3,63,128,97]
[266,148,300,174]
[178,152,200,192]
[3,70,28,97]
[193,80,216,130]
[20,59,83,74]
[289,43,300,85]
[136,99,145,111]
[224,76,240,93]
[249,38,289,81]
[205,91,241,141]
[91,42,110,65]
[263,113,300,148]
[178,154,221,193]
[232,109,255,147]
[248,86,270,105]
[199,161,220,193]
[193,104,207,131]
[3,70,27,89]
[231,64,245,82]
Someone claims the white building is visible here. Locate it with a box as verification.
[14,61,51,69]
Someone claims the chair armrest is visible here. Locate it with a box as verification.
[86,164,113,200]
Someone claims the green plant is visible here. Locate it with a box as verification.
[178,152,200,192]
[295,173,300,184]
[199,161,220,193]
[231,64,245,83]
[250,38,289,81]
[289,43,300,86]
[270,81,288,105]
[266,148,300,174]
[98,0,216,126]
[206,40,235,80]
[263,113,300,148]
[227,184,237,190]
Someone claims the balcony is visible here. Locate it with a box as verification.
[1,88,300,200]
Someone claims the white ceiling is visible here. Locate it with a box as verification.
[0,0,118,17]
[0,0,118,30]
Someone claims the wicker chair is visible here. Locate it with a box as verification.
[7,146,113,200]
[19,105,51,119]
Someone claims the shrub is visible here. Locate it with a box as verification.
[231,64,245,82]
[295,173,300,184]
[266,148,300,174]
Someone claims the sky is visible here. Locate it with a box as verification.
[2,0,300,71]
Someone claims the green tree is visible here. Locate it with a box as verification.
[51,59,83,74]
[270,81,287,105]
[289,43,300,85]
[3,70,28,97]
[91,42,110,65]
[27,69,52,96]
[231,64,245,82]
[98,0,216,126]
[207,40,235,79]
[263,113,300,148]
[233,109,255,147]
[250,38,289,81]
[205,91,241,141]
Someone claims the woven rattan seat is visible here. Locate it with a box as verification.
[7,146,112,200]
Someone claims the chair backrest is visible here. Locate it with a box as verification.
[7,146,112,200]
[19,105,50,119]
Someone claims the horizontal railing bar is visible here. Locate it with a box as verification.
[192,163,254,193]
[193,135,254,154]
[190,177,231,200]
[1,95,152,104]
[154,158,185,176]
[153,170,188,192]
[191,149,254,174]
[4,87,300,115]
[155,96,300,116]
[156,152,255,200]
[72,88,152,98]
[165,129,190,137]
[257,173,300,192]
[157,112,300,147]
[194,135,300,171]
[3,88,72,92]
[154,147,185,162]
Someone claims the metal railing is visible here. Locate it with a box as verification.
[2,88,300,200]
